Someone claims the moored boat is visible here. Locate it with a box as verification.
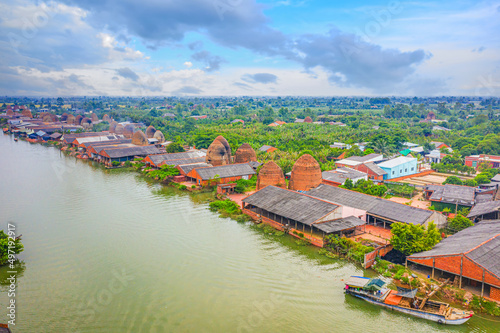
[344,276,473,325]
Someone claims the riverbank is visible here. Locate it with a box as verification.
[4,133,500,328]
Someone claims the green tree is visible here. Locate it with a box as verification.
[166,142,185,153]
[0,230,24,266]
[344,178,354,189]
[448,214,474,233]
[474,174,490,185]
[464,179,478,187]
[390,222,441,255]
[443,176,463,185]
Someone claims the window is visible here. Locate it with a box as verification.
[411,167,414,171]
[400,169,402,173]
[392,171,395,175]
[405,168,407,172]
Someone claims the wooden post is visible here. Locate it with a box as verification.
[405,258,408,268]
[459,255,463,289]
[481,268,485,297]
[432,258,435,279]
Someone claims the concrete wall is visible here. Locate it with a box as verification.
[340,205,367,221]
[381,159,418,180]
[424,211,448,229]
[316,208,342,223]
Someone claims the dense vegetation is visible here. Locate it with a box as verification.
[390,222,441,255]
[0,230,23,266]
[324,235,375,263]
[447,214,474,233]
[341,179,387,197]
[5,96,500,175]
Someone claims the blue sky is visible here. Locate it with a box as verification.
[0,0,498,96]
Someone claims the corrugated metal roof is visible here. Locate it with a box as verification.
[378,156,416,168]
[491,174,500,182]
[259,145,274,152]
[409,221,500,278]
[322,168,367,184]
[103,146,161,158]
[195,163,256,180]
[84,139,131,148]
[242,186,339,225]
[307,185,434,225]
[178,163,211,174]
[364,162,387,176]
[426,184,477,206]
[468,201,500,218]
[313,216,365,233]
[345,276,370,288]
[147,151,206,166]
[161,157,206,167]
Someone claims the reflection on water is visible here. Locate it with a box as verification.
[0,261,26,289]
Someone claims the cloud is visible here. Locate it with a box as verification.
[116,67,139,81]
[241,73,278,84]
[233,82,254,90]
[188,41,203,51]
[184,61,193,68]
[472,46,486,53]
[191,50,226,71]
[172,86,203,95]
[290,29,426,91]
[50,0,427,92]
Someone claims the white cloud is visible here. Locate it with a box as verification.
[183,61,193,68]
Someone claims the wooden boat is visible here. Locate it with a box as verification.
[344,276,473,325]
[0,323,12,333]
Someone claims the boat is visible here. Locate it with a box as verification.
[14,137,18,141]
[344,276,473,325]
[0,323,12,333]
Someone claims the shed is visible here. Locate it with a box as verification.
[307,184,446,228]
[468,201,500,221]
[187,163,256,186]
[408,221,500,301]
[242,185,341,236]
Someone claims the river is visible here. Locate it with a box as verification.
[0,134,498,332]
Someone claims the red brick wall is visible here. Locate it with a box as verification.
[242,208,324,247]
[355,164,384,181]
[410,255,500,289]
[490,287,500,302]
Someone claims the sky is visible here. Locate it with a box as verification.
[0,0,499,97]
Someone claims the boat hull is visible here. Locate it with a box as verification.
[347,291,472,325]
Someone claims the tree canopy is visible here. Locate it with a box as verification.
[0,230,24,266]
[390,222,441,256]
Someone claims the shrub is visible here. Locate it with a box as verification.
[234,176,257,193]
[209,199,241,219]
[191,185,196,189]
[324,235,375,263]
[390,222,441,255]
[448,214,473,233]
[401,276,410,284]
[111,161,120,167]
[464,179,478,187]
[178,184,187,190]
[383,271,392,278]
[442,176,463,185]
